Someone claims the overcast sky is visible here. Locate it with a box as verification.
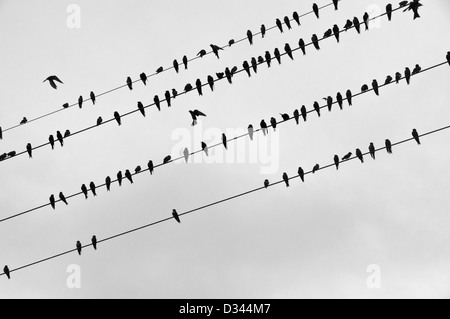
[1,0,450,299]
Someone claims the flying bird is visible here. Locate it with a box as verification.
[285,43,293,60]
[165,91,172,107]
[293,110,300,125]
[336,93,343,110]
[293,12,300,26]
[196,79,203,96]
[97,117,103,126]
[154,95,161,111]
[276,19,283,33]
[201,142,209,156]
[90,91,96,105]
[334,155,340,170]
[333,24,340,42]
[210,44,223,59]
[313,3,319,19]
[140,72,148,85]
[412,64,421,75]
[137,102,146,117]
[106,176,111,191]
[405,67,411,85]
[265,51,272,68]
[3,266,10,280]
[76,241,82,256]
[284,16,292,30]
[222,133,228,150]
[26,143,32,158]
[183,55,188,70]
[49,135,55,150]
[298,167,305,182]
[163,155,172,164]
[247,30,253,45]
[385,139,393,154]
[172,209,181,223]
[353,17,361,34]
[385,75,393,84]
[173,59,179,73]
[261,24,266,38]
[311,34,320,50]
[386,3,393,21]
[114,112,121,126]
[372,79,379,96]
[147,161,154,175]
[248,125,254,140]
[92,236,97,250]
[125,169,133,184]
[404,0,423,20]
[49,194,56,210]
[299,38,306,55]
[356,149,364,163]
[207,75,215,91]
[301,105,307,122]
[369,143,376,159]
[59,192,68,205]
[342,152,352,161]
[260,120,268,136]
[20,117,28,125]
[117,171,123,186]
[90,181,97,196]
[274,48,282,64]
[126,77,133,90]
[183,148,190,163]
[346,90,353,106]
[412,129,421,145]
[189,110,206,126]
[264,179,270,189]
[44,75,64,89]
[312,164,320,174]
[282,173,290,187]
[81,184,88,199]
[313,101,321,117]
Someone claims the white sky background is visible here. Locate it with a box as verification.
[0,0,450,299]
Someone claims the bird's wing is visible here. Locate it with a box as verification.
[194,110,207,117]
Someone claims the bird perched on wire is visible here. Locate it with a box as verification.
[251,57,258,74]
[225,68,233,84]
[106,176,112,191]
[210,44,223,59]
[173,60,179,73]
[62,102,70,109]
[126,77,133,90]
[284,16,292,30]
[163,156,172,164]
[386,4,393,21]
[165,91,172,107]
[243,61,251,77]
[247,30,253,45]
[265,51,272,68]
[282,173,290,187]
[324,29,332,39]
[343,19,353,32]
[285,44,293,60]
[312,164,320,174]
[117,171,123,186]
[140,72,148,85]
[44,75,64,89]
[228,39,235,47]
[293,110,300,125]
[248,125,254,141]
[264,179,270,189]
[154,95,161,111]
[404,0,423,19]
[97,117,103,126]
[64,130,71,138]
[56,131,64,147]
[183,148,190,163]
[301,106,307,122]
[333,24,340,43]
[385,75,393,85]
[189,110,206,126]
[222,134,228,150]
[412,64,422,75]
[270,117,277,132]
[333,0,339,10]
[313,3,319,19]
[353,17,361,34]
[3,266,10,280]
[49,135,55,150]
[385,139,393,154]
[135,166,141,174]
[274,48,282,65]
[26,143,32,158]
[298,167,305,182]
[405,67,412,85]
[346,90,353,106]
[395,72,402,84]
[183,55,188,70]
[138,102,146,117]
[76,241,82,256]
[197,49,207,58]
[59,192,68,205]
[361,84,369,92]
[261,24,266,38]
[369,143,376,159]
[299,38,306,55]
[260,120,268,136]
[342,152,352,161]
[334,155,340,170]
[172,209,181,223]
[81,184,88,199]
[0,127,2,140]
[114,112,121,126]
[196,79,203,96]
[90,181,97,196]
[20,117,28,125]
[92,236,97,250]
[325,96,333,112]
[125,170,133,184]
[412,129,421,145]
[311,34,320,50]
[90,91,96,105]
[201,142,209,156]
[356,149,364,163]
[293,12,300,26]
[276,19,283,33]
[49,194,56,210]
[447,52,450,66]
[372,79,380,96]
[313,101,321,117]
[336,93,343,110]
[207,75,215,91]
[156,67,164,74]
[147,161,154,175]
[363,12,369,30]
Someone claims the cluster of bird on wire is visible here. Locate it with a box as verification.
[267,129,422,189]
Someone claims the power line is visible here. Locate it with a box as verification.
[0,5,411,164]
[0,1,341,136]
[2,123,449,279]
[1,57,446,224]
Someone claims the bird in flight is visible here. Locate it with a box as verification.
[412,129,421,145]
[189,110,206,126]
[172,209,181,223]
[44,75,64,89]
[76,241,82,256]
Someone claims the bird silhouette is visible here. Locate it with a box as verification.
[334,155,340,170]
[135,166,141,174]
[270,117,277,131]
[447,52,450,66]
[20,117,28,125]
[97,117,103,126]
[346,90,353,106]
[313,3,319,19]
[26,143,32,158]
[201,142,209,156]
[399,2,409,9]
[125,170,133,184]
[207,75,215,91]
[280,113,290,122]
[342,152,352,161]
[385,75,393,84]
[265,51,272,68]
[56,131,64,147]
[117,171,123,186]
[285,44,294,60]
[294,110,300,125]
[301,105,307,122]
[356,149,364,163]
[7,151,16,158]
[284,16,292,30]
[189,110,206,126]
[156,67,164,74]
[197,49,207,58]
[405,67,411,85]
[114,112,122,126]
[3,266,10,280]
[163,155,172,164]
[298,167,305,182]
[405,0,423,20]
[78,96,83,109]
[153,95,161,111]
[264,179,270,189]
[325,96,333,112]
[0,153,6,161]
[258,56,265,64]
[225,68,233,84]
[363,12,369,30]
[64,130,71,138]
[260,120,268,136]
[293,12,300,26]
[385,139,393,154]
[361,84,369,92]
[333,0,339,10]
[222,133,228,150]
[181,148,189,164]
[283,173,290,187]
[333,25,340,42]
[172,209,181,223]
[312,164,320,174]
[250,57,258,74]
[183,55,188,70]
[106,176,112,191]
[372,79,379,96]
[412,129,421,145]
[59,192,68,205]
[49,195,56,209]
[343,19,353,31]
[336,93,344,110]
[81,184,88,199]
[229,39,235,47]
[412,64,421,75]
[386,3,393,21]
[92,236,97,250]
[395,72,402,84]
[165,91,172,107]
[49,135,55,150]
[248,125,254,140]
[353,17,361,34]
[172,89,178,100]
[0,127,2,140]
[324,29,332,38]
[140,73,148,86]
[243,61,251,77]
[247,30,253,45]
[137,102,146,117]
[216,72,224,80]
[369,143,376,159]
[147,161,154,175]
[210,44,223,59]
[90,91,96,105]
[299,38,306,55]
[312,34,320,50]
[196,79,203,96]
[173,60,180,73]
[126,77,133,90]
[313,101,321,117]
[44,75,64,89]
[90,181,97,196]
[274,48,282,64]
[276,19,283,33]
[76,241,82,256]
[261,24,266,38]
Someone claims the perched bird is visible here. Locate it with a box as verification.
[225,68,233,84]
[333,24,340,42]
[276,19,283,33]
[216,72,224,80]
[49,194,56,209]
[196,79,203,96]
[163,155,172,164]
[56,131,64,147]
[261,24,266,38]
[337,92,343,110]
[172,209,181,223]
[156,67,164,74]
[299,38,306,55]
[147,161,154,175]
[247,30,253,45]
[361,84,369,92]
[356,149,364,163]
[385,75,393,85]
[106,176,112,191]
[0,153,6,161]
[265,51,272,68]
[447,52,450,66]
[228,39,235,47]
[126,77,133,90]
[183,148,190,163]
[3,266,10,280]
[138,102,146,117]
[258,56,265,64]
[343,19,353,32]
[404,0,423,20]
[97,117,103,126]
[293,12,300,26]
[363,12,369,30]
[49,135,55,150]
[353,17,361,34]
[293,110,300,125]
[412,129,421,145]
[92,236,97,250]
[114,111,121,126]
[285,43,293,60]
[399,1,409,8]
[165,91,172,107]
[90,181,97,196]
[301,105,307,122]
[412,64,422,75]
[334,155,340,170]
[395,72,402,84]
[298,167,305,182]
[20,117,28,125]
[81,184,88,199]
[125,169,134,184]
[264,179,270,189]
[333,0,339,10]
[243,61,251,77]
[405,67,411,85]
[280,113,290,122]
[346,90,353,106]
[325,96,333,112]
[372,79,379,96]
[284,16,292,30]
[7,151,16,158]
[248,125,254,140]
[78,96,84,109]
[189,110,206,126]
[59,192,68,205]
[385,139,393,154]
[64,130,71,138]
[313,3,319,19]
[222,133,228,150]
[386,3,393,21]
[183,55,188,70]
[173,59,179,73]
[369,143,376,159]
[312,164,320,174]
[197,49,207,58]
[117,171,123,186]
[135,166,141,174]
[311,34,320,50]
[313,101,321,117]
[76,241,82,256]
[154,95,161,111]
[342,152,352,161]
[172,88,178,99]
[274,48,282,65]
[201,142,209,156]
[210,44,223,59]
[324,29,333,38]
[207,75,215,91]
[90,91,96,105]
[270,117,277,131]
[26,143,32,158]
[140,72,148,85]
[44,75,64,89]
[251,57,258,74]
[282,173,290,187]
[260,120,268,136]
[0,127,2,140]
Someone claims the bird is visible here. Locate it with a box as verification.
[140,72,148,85]
[293,12,300,26]
[210,44,223,59]
[147,161,154,175]
[64,130,71,138]
[274,48,282,65]
[20,117,28,125]
[284,16,292,30]
[282,173,290,187]
[386,3,393,21]
[250,57,258,74]
[225,68,233,84]
[196,79,203,96]
[56,131,64,147]
[222,133,228,150]
[138,102,146,117]
[126,77,133,90]
[216,72,224,80]
[412,129,421,145]
[247,30,253,45]
[334,155,340,170]
[447,52,450,66]
[117,171,123,186]
[369,143,376,159]
[405,67,411,85]
[385,75,393,85]
[201,142,209,156]
[299,38,306,55]
[353,17,361,34]
[197,49,207,58]
[173,60,179,73]
[3,266,10,280]
[105,176,112,191]
[97,117,103,126]
[260,120,268,136]
[172,88,178,99]
[313,101,321,117]
[76,241,82,256]
[248,125,254,141]
[261,24,266,38]
[333,0,339,10]
[346,90,353,106]
[59,192,68,205]
[183,148,190,163]
[228,39,235,47]
[26,143,32,158]
[264,179,270,189]
[337,93,343,110]
[114,112,121,126]
[90,91,96,105]
[270,117,277,132]
[343,19,353,32]
[189,110,206,126]
[395,72,402,84]
[0,127,2,140]
[356,149,364,163]
[90,181,97,196]
[324,29,332,38]
[361,84,369,92]
[163,155,172,164]
[280,113,290,122]
[333,24,340,43]
[49,135,55,150]
[156,66,164,74]
[265,51,272,68]
[313,3,319,19]
[135,166,141,174]
[285,44,294,60]
[172,209,181,223]
[207,75,215,91]
[325,96,333,112]
[298,167,305,182]
[276,19,283,33]
[342,152,353,161]
[312,164,320,174]
[363,12,369,30]
[0,153,6,161]
[404,0,423,20]
[44,75,64,89]
[412,64,422,75]
[92,236,97,250]
[165,91,172,107]
[7,151,16,158]
[77,96,83,109]
[125,169,133,184]
[183,55,188,70]
[311,34,320,50]
[399,1,409,8]
[152,95,160,111]
[258,56,265,64]
[49,194,56,209]
[243,61,251,77]
[293,110,300,125]
[81,184,88,199]
[385,139,393,154]
[301,106,307,122]
[372,79,379,96]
